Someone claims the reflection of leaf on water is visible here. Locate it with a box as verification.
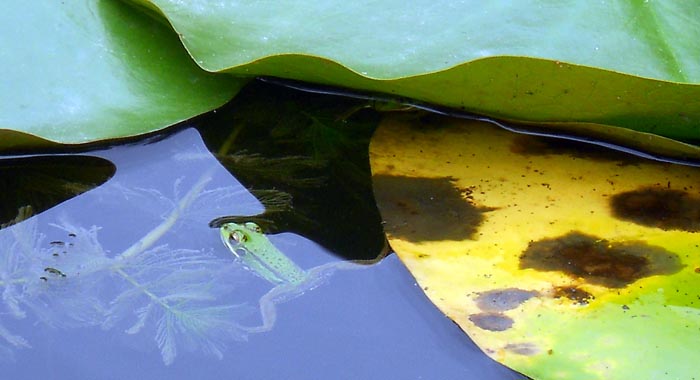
[0,174,257,365]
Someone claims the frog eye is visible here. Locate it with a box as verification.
[245,222,262,233]
[231,231,248,243]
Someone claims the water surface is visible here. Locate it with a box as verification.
[0,126,524,380]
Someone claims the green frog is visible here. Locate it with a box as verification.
[220,222,384,333]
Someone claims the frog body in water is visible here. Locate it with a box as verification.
[221,222,307,286]
[220,222,380,333]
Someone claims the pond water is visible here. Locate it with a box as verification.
[0,82,526,379]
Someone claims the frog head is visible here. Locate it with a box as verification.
[220,221,306,284]
[220,222,264,258]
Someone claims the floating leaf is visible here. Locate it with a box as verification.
[132,0,700,140]
[0,0,243,150]
[370,115,700,379]
[5,1,700,148]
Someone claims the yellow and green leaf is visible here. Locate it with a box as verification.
[370,115,700,379]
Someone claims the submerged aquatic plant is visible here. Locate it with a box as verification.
[0,175,255,365]
[0,207,36,356]
[102,240,251,365]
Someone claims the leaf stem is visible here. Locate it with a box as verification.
[114,268,177,315]
[116,169,214,261]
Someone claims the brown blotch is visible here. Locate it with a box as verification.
[610,187,700,232]
[504,342,541,356]
[468,313,514,332]
[475,288,538,312]
[509,135,640,164]
[520,231,684,288]
[552,286,594,305]
[372,175,496,241]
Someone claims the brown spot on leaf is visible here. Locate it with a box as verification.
[475,288,538,312]
[520,232,683,288]
[372,175,496,241]
[610,187,700,232]
[468,313,514,332]
[552,286,594,305]
[504,342,541,356]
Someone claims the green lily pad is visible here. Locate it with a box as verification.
[370,114,700,379]
[0,0,243,151]
[132,0,700,140]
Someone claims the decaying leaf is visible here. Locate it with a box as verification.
[370,115,700,380]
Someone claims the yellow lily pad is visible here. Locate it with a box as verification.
[370,115,700,379]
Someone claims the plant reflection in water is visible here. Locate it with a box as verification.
[0,172,255,365]
[0,128,385,367]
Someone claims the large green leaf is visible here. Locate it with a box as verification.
[131,0,700,141]
[0,0,243,151]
